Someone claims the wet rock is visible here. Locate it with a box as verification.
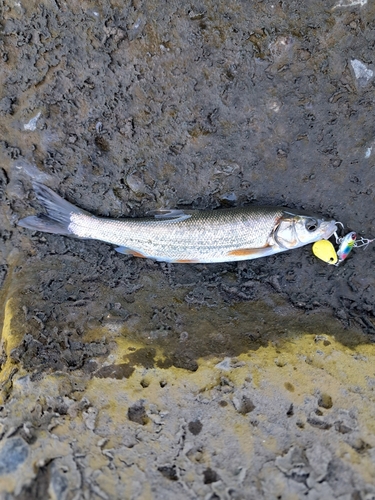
[157,465,178,481]
[126,173,150,196]
[171,353,198,372]
[305,443,332,483]
[276,447,310,484]
[127,402,149,425]
[0,96,15,115]
[233,395,255,415]
[0,438,28,475]
[19,422,36,445]
[82,407,98,431]
[318,393,333,409]
[188,420,203,435]
[203,468,220,484]
[2,0,375,497]
[350,59,374,87]
[94,135,110,152]
[94,363,134,380]
[16,462,50,500]
[307,415,332,430]
[0,168,9,201]
[286,404,294,417]
[48,463,69,500]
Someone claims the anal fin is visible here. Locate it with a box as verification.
[114,246,147,258]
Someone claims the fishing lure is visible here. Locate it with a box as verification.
[312,239,338,265]
[313,227,374,266]
[336,231,356,265]
[354,236,375,248]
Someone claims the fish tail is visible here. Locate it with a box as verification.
[18,182,88,236]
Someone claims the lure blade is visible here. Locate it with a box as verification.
[312,240,338,265]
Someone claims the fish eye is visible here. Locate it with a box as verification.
[305,218,318,232]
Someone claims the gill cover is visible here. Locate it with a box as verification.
[273,212,329,249]
[273,215,299,249]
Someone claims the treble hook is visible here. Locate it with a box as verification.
[333,222,345,244]
[355,237,375,249]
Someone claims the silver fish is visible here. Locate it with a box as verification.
[18,183,337,263]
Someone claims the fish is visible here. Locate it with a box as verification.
[18,183,338,264]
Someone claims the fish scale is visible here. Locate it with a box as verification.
[18,183,337,264]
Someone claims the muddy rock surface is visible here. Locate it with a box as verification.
[1,0,375,498]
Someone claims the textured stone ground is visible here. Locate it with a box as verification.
[1,0,375,498]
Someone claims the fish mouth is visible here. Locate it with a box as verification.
[321,220,338,240]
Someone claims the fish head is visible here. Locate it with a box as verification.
[274,212,337,249]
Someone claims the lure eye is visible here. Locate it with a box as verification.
[305,219,318,232]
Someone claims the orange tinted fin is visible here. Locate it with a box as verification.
[114,246,147,258]
[228,247,266,256]
[130,251,147,258]
[226,246,278,260]
[174,259,199,264]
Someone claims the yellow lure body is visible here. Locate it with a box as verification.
[312,240,338,265]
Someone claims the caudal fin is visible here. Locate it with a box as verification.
[18,182,89,236]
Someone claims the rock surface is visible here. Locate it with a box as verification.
[1,0,375,498]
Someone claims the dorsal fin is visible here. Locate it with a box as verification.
[147,209,192,222]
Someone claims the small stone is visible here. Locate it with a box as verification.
[0,97,14,115]
[188,420,203,435]
[334,421,352,434]
[158,465,178,481]
[277,148,288,158]
[119,117,134,137]
[298,49,311,61]
[203,468,220,484]
[233,395,255,414]
[94,135,109,152]
[350,59,373,86]
[0,438,29,475]
[82,407,98,431]
[126,173,148,195]
[330,158,342,168]
[318,393,333,409]
[128,403,149,425]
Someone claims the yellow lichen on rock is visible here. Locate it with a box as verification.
[0,299,27,404]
